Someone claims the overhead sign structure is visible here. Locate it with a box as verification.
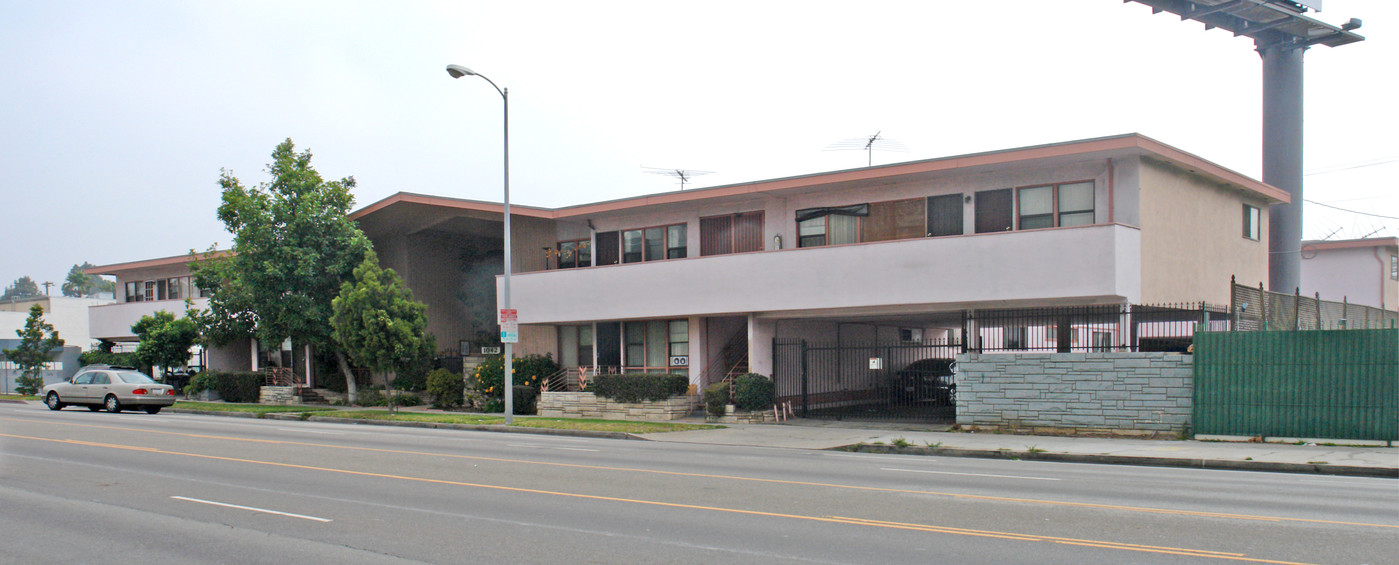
[499,308,519,344]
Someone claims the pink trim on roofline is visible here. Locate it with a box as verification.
[1301,237,1399,251]
[351,133,1288,222]
[87,250,231,275]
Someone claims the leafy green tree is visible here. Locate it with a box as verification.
[3,304,64,395]
[331,253,434,408]
[191,139,371,392]
[131,310,201,377]
[61,262,115,298]
[1,276,41,301]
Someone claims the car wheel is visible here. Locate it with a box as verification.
[143,406,162,415]
[45,392,64,411]
[104,395,122,413]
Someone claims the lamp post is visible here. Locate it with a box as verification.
[447,63,514,424]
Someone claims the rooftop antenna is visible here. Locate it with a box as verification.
[643,167,713,191]
[824,131,908,166]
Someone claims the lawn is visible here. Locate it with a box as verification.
[172,401,340,415]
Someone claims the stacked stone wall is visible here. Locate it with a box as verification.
[538,391,698,421]
[955,352,1192,434]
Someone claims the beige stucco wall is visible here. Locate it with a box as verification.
[1300,244,1399,310]
[1137,159,1270,305]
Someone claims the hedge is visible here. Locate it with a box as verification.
[186,370,262,403]
[733,373,775,411]
[589,373,690,403]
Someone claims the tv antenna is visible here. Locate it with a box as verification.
[825,131,908,166]
[643,167,714,190]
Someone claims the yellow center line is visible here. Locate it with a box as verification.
[0,431,1317,565]
[4,416,1396,531]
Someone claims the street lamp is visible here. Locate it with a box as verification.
[446,63,515,424]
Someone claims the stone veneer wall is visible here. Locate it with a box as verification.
[955,352,1193,434]
[259,386,298,405]
[538,391,698,421]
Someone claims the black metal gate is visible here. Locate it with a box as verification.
[773,338,960,422]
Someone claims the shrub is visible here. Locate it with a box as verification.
[393,392,422,407]
[590,373,690,403]
[184,370,262,403]
[470,353,558,398]
[481,397,503,413]
[184,372,220,397]
[733,373,774,412]
[703,382,728,418]
[356,388,386,406]
[78,349,139,368]
[425,368,465,409]
[512,385,538,415]
[392,368,428,392]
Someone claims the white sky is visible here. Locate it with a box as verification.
[2,0,1396,290]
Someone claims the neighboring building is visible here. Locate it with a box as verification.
[0,295,115,351]
[85,252,260,376]
[1299,236,1399,311]
[351,133,1286,387]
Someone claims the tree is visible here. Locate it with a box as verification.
[1,276,41,301]
[191,139,371,392]
[131,310,200,377]
[61,262,115,298]
[331,253,435,408]
[3,304,64,395]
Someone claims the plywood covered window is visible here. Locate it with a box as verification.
[862,198,925,242]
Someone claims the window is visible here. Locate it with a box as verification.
[927,194,964,237]
[1243,204,1260,240]
[899,328,923,343]
[125,282,142,302]
[558,325,594,367]
[1392,254,1397,281]
[796,205,865,247]
[862,198,925,242]
[623,320,688,369]
[1005,327,1027,350]
[700,212,764,256]
[1092,331,1113,351]
[621,224,686,263]
[1017,181,1094,230]
[595,231,620,265]
[557,239,591,269]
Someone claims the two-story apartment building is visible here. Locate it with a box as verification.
[86,252,259,375]
[352,133,1286,388]
[1300,236,1399,311]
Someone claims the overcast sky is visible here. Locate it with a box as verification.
[3,0,1395,292]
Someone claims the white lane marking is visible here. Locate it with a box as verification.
[880,467,1061,481]
[171,496,333,522]
[554,447,600,452]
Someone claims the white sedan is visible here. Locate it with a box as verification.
[43,366,177,414]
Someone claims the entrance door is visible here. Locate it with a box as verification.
[595,322,621,368]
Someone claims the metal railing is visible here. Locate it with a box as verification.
[964,303,1229,353]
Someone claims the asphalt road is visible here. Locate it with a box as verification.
[2,401,1396,565]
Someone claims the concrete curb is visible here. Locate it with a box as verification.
[836,444,1399,479]
[165,407,644,441]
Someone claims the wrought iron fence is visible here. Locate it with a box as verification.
[964,303,1229,353]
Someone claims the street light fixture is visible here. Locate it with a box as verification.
[446,63,515,424]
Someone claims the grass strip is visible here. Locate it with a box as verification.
[173,401,339,415]
[316,410,722,433]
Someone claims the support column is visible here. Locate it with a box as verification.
[1261,42,1305,293]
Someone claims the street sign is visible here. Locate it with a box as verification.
[499,309,519,343]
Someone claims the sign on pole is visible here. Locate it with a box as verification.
[499,308,519,343]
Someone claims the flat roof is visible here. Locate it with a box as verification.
[88,250,230,275]
[352,133,1289,221]
[1301,237,1399,251]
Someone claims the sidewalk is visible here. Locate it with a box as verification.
[638,418,1399,478]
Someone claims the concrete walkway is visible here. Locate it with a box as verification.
[639,418,1399,478]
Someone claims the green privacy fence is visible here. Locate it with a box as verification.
[1193,329,1398,442]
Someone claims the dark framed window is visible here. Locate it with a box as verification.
[557,239,591,269]
[1005,327,1027,350]
[796,205,866,248]
[1017,181,1094,230]
[1243,204,1261,240]
[622,223,686,263]
[623,319,688,369]
[927,194,964,237]
[125,281,142,302]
